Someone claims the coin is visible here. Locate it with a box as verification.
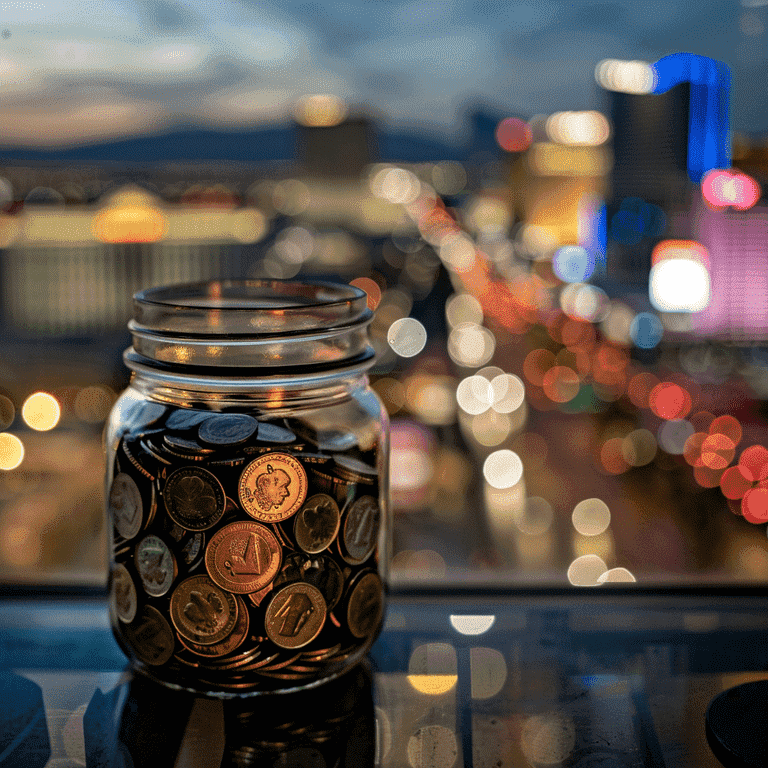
[256,422,297,444]
[346,571,383,639]
[198,413,259,446]
[265,583,327,649]
[180,532,205,568]
[247,582,274,607]
[112,563,137,623]
[125,401,167,430]
[206,521,282,594]
[135,534,177,597]
[170,574,239,646]
[163,434,214,456]
[238,453,307,523]
[302,555,344,611]
[124,605,175,666]
[110,472,143,540]
[333,455,377,483]
[340,496,380,565]
[121,439,155,480]
[179,595,250,658]
[294,494,340,554]
[166,408,212,431]
[164,466,226,531]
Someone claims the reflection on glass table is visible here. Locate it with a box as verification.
[4,586,768,766]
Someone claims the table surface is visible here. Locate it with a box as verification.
[3,584,768,767]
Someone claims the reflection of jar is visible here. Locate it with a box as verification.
[104,280,389,696]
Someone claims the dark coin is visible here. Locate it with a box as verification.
[198,413,259,446]
[110,472,143,540]
[124,605,175,666]
[163,434,214,456]
[121,439,155,481]
[273,552,308,590]
[346,571,383,639]
[340,496,380,565]
[294,493,340,554]
[111,563,137,623]
[164,466,226,531]
[265,583,327,649]
[166,408,213,431]
[256,422,297,445]
[301,555,344,611]
[179,595,250,658]
[332,455,377,484]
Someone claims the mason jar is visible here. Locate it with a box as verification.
[104,280,389,697]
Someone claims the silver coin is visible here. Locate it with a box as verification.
[166,408,213,431]
[341,496,380,565]
[198,413,259,446]
[256,422,297,444]
[135,535,177,597]
[112,563,137,623]
[110,472,143,540]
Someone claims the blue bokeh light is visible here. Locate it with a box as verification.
[630,312,664,349]
[553,246,596,283]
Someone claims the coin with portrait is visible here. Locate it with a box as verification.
[238,452,307,523]
[265,582,327,649]
[294,493,340,554]
[110,472,143,540]
[205,521,282,594]
[170,574,239,646]
[163,466,226,531]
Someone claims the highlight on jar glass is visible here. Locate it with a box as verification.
[104,279,390,696]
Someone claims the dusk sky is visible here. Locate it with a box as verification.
[0,0,765,147]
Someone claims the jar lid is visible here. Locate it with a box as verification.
[127,280,376,372]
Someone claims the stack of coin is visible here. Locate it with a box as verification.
[108,403,385,695]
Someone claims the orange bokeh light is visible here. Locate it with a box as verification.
[600,437,630,475]
[648,382,692,420]
[349,277,382,311]
[542,366,580,403]
[683,432,707,467]
[708,415,742,446]
[523,349,556,387]
[693,465,725,488]
[720,465,755,500]
[495,117,533,153]
[627,372,660,409]
[700,433,736,470]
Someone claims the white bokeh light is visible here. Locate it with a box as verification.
[483,450,524,489]
[388,318,427,357]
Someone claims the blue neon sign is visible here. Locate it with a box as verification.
[651,53,731,183]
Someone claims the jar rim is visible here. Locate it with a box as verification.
[133,279,370,336]
[129,279,376,372]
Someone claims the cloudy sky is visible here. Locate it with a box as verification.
[0,0,765,146]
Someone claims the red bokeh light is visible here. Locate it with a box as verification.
[600,437,629,475]
[738,445,768,483]
[720,465,754,500]
[701,169,761,211]
[708,415,742,446]
[742,488,768,523]
[648,382,692,420]
[627,372,660,409]
[542,366,580,403]
[495,118,533,153]
[523,348,556,387]
[693,465,725,488]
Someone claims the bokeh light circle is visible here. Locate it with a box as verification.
[571,498,611,536]
[21,392,61,431]
[0,433,24,470]
[388,318,427,358]
[483,450,523,489]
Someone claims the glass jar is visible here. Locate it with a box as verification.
[104,280,389,697]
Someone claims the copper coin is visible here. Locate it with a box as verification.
[205,521,282,594]
[111,563,137,623]
[340,496,380,565]
[265,583,327,649]
[247,581,274,607]
[135,534,177,597]
[238,452,307,523]
[124,605,175,666]
[170,574,239,645]
[346,571,383,639]
[293,493,340,554]
[164,466,226,531]
[179,596,250,658]
[110,472,143,540]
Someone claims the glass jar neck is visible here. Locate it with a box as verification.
[123,279,377,412]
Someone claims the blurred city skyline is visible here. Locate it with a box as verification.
[1,0,767,149]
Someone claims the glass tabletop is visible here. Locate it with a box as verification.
[3,585,768,767]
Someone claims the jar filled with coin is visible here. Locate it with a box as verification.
[105,280,389,696]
